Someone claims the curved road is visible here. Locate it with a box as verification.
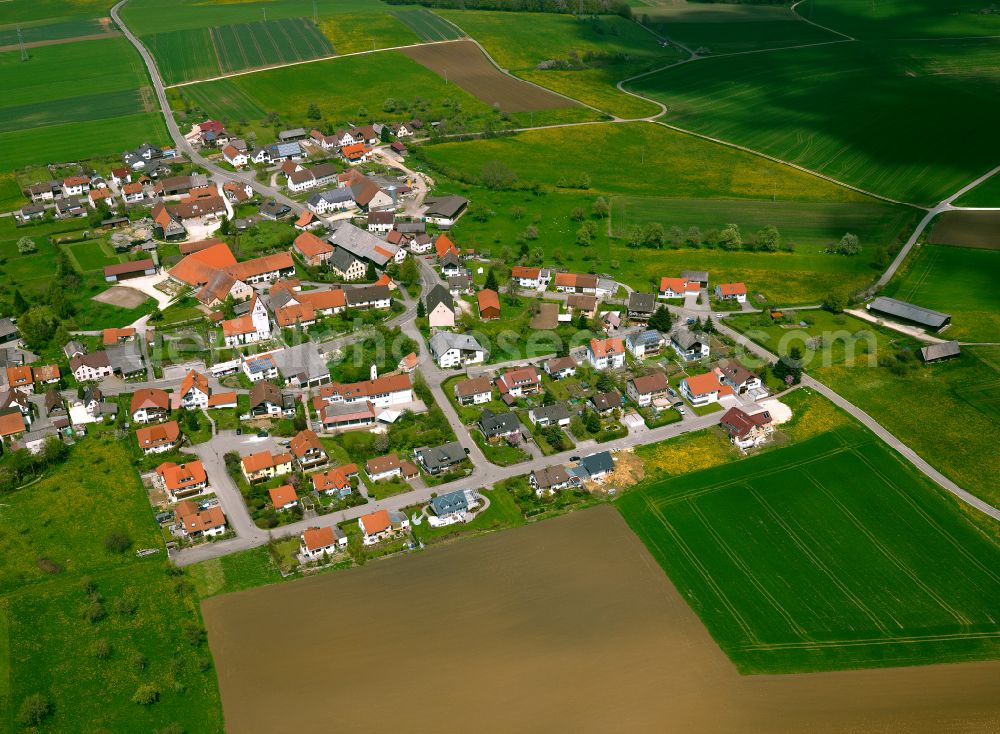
[110,0,304,215]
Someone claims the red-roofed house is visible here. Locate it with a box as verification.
[358,509,410,545]
[715,282,748,303]
[659,277,701,299]
[6,365,34,393]
[293,232,333,266]
[175,500,227,538]
[477,289,500,320]
[269,484,299,512]
[178,370,211,409]
[680,371,733,407]
[587,338,625,370]
[495,367,541,399]
[0,411,27,440]
[310,464,359,497]
[435,234,458,259]
[720,406,774,450]
[156,460,208,501]
[241,451,293,482]
[131,388,170,423]
[135,420,181,455]
[289,429,328,469]
[300,525,348,560]
[319,373,413,409]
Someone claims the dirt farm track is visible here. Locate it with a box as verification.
[400,40,578,113]
[929,210,1000,250]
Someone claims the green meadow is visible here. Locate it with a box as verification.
[439,10,681,118]
[627,40,1000,206]
[642,3,840,54]
[798,0,1000,40]
[0,437,223,733]
[883,244,1000,343]
[619,424,1000,673]
[954,173,1000,208]
[0,37,167,169]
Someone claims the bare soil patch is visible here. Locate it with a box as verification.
[929,210,1000,250]
[530,301,559,329]
[92,286,148,309]
[204,507,1000,734]
[400,40,577,112]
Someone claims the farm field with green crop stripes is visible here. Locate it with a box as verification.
[145,27,219,85]
[0,18,108,45]
[0,89,145,134]
[883,244,1000,343]
[619,426,1000,674]
[211,18,332,75]
[391,8,462,42]
[628,40,1000,206]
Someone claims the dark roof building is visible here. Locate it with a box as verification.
[414,441,467,474]
[430,489,468,517]
[919,341,961,362]
[868,297,951,331]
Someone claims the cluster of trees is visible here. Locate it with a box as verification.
[384,0,634,17]
[624,222,790,252]
[772,346,803,385]
[829,232,862,256]
[0,435,69,492]
[10,248,83,350]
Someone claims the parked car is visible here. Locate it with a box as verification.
[256,430,268,438]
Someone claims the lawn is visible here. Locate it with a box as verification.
[0,435,223,732]
[67,240,123,272]
[882,244,1000,342]
[438,10,681,118]
[626,40,1000,206]
[319,11,419,54]
[641,3,840,54]
[619,424,1000,674]
[187,546,285,600]
[410,485,524,545]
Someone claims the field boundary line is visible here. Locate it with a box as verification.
[748,486,892,635]
[640,494,761,644]
[804,472,973,627]
[737,628,1000,652]
[689,501,810,638]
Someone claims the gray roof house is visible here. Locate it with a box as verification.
[627,292,657,320]
[269,342,332,387]
[531,465,572,493]
[579,451,614,480]
[430,489,469,517]
[681,270,709,284]
[105,342,145,376]
[414,441,467,474]
[528,402,572,426]
[868,297,951,331]
[478,409,521,440]
[429,332,488,367]
[328,221,397,267]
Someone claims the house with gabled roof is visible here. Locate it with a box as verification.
[544,356,577,380]
[290,429,328,469]
[135,420,181,455]
[359,509,410,545]
[720,406,774,450]
[454,377,492,406]
[670,328,710,362]
[365,453,419,482]
[680,371,732,407]
[293,231,334,267]
[156,460,208,501]
[715,282,747,303]
[426,284,455,329]
[300,525,348,560]
[175,501,227,538]
[658,277,700,299]
[131,388,169,423]
[178,370,211,409]
[269,484,299,512]
[588,338,625,370]
[530,465,572,496]
[310,464,359,497]
[627,373,670,407]
[241,450,293,483]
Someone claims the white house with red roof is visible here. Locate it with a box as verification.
[359,509,410,545]
[222,294,271,348]
[659,277,701,299]
[178,370,211,409]
[318,372,413,409]
[300,525,348,561]
[587,338,625,370]
[495,367,541,400]
[715,282,748,303]
[680,370,733,407]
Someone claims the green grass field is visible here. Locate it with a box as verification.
[619,425,1000,673]
[318,11,418,54]
[0,18,107,45]
[641,3,840,54]
[68,241,123,272]
[391,8,462,42]
[172,49,524,139]
[798,0,1000,40]
[0,436,223,732]
[0,0,111,25]
[212,18,332,74]
[423,122,873,202]
[882,244,1000,343]
[439,10,680,117]
[144,27,220,85]
[0,36,167,169]
[627,40,1000,206]
[417,123,917,304]
[954,172,1000,207]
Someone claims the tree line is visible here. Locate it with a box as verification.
[384,0,634,18]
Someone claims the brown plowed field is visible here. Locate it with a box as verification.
[400,39,577,112]
[204,507,1000,734]
[929,210,1000,250]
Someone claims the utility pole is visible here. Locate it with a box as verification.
[262,8,267,22]
[17,24,28,62]
[444,68,448,84]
